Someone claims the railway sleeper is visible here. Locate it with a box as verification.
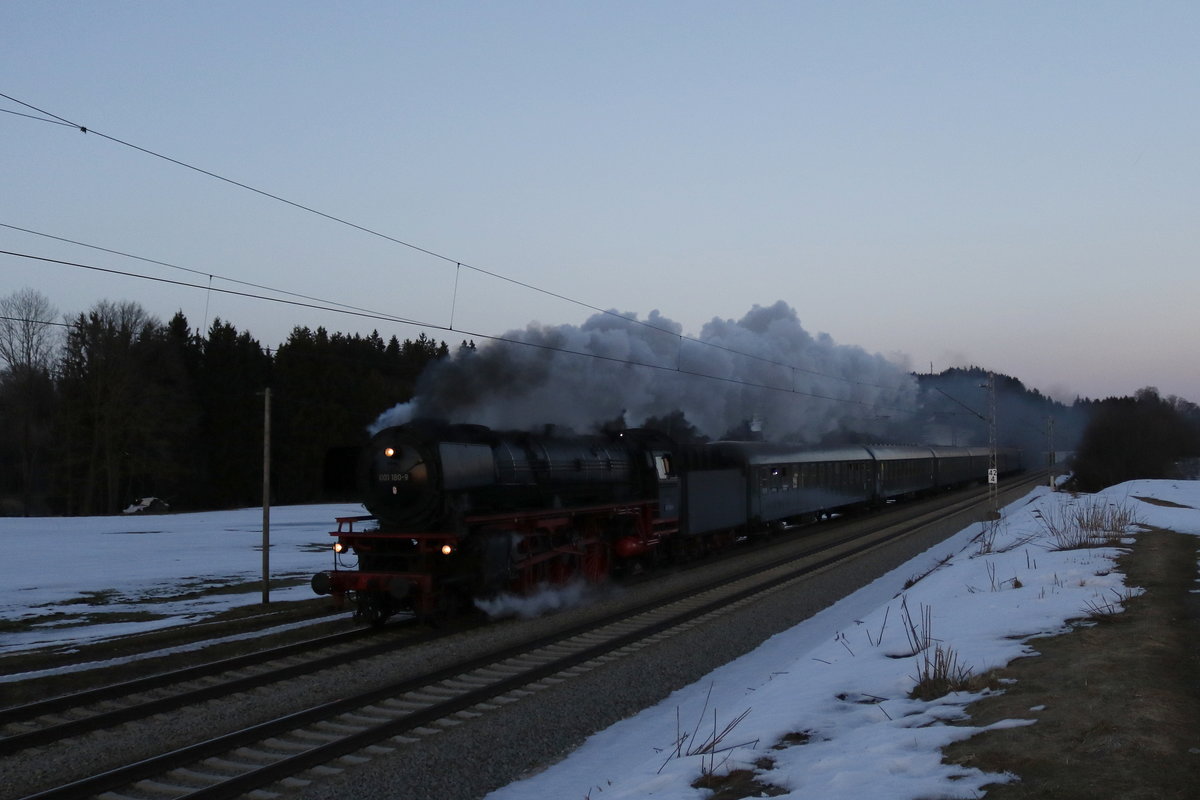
[234,744,290,761]
[170,767,231,784]
[261,736,315,753]
[203,756,263,774]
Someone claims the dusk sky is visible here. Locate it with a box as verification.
[3,2,1198,404]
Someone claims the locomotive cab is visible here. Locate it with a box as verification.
[650,449,680,518]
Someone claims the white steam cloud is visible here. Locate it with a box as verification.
[472,581,596,620]
[372,301,918,443]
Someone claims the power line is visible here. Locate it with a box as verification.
[0,248,920,416]
[1,92,909,394]
[0,106,77,127]
[5,216,905,398]
[0,314,69,328]
[0,249,427,328]
[0,93,624,320]
[0,223,403,322]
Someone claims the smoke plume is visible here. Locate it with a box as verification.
[372,301,919,443]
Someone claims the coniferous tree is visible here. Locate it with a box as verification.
[58,301,160,514]
[191,318,271,508]
[272,326,347,503]
[0,289,59,515]
[1072,387,1200,491]
[118,311,201,506]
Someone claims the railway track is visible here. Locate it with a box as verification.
[5,474,1044,800]
[0,625,425,752]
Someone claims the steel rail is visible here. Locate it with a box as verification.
[0,625,413,752]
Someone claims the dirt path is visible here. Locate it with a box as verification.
[942,527,1200,798]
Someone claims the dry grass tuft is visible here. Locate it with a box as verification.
[899,596,976,700]
[659,684,757,778]
[1033,498,1140,551]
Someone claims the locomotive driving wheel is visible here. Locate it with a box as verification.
[354,592,393,626]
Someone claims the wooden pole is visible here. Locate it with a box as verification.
[262,387,271,604]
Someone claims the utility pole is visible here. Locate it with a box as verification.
[1046,415,1056,490]
[985,372,998,517]
[936,379,998,514]
[261,388,271,604]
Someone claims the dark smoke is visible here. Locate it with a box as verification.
[371,301,920,443]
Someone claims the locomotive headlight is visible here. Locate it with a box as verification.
[441,544,454,556]
[384,447,396,458]
[334,541,347,554]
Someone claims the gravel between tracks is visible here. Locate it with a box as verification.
[291,503,990,800]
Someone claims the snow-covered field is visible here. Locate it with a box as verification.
[3,481,1198,799]
[0,502,365,656]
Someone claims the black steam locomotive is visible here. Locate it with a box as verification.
[312,420,1022,622]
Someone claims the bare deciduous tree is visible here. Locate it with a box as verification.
[0,287,59,375]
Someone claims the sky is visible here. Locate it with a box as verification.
[3,1,1198,404]
[4,480,1198,798]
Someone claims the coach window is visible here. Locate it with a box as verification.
[655,454,673,480]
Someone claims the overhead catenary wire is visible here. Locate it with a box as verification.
[0,248,920,416]
[0,314,70,329]
[0,249,428,329]
[0,91,907,395]
[1,223,917,413]
[0,223,396,323]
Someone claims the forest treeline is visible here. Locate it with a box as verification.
[0,289,467,516]
[913,369,1200,492]
[2,288,1199,515]
[1069,386,1200,492]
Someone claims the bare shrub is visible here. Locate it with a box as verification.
[1034,498,1141,551]
[973,519,1001,555]
[898,597,975,699]
[1082,587,1140,623]
[910,642,975,701]
[659,684,757,777]
[1075,501,1140,539]
[897,595,930,657]
[902,554,953,590]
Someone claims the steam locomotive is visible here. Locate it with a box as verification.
[311,419,1023,623]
